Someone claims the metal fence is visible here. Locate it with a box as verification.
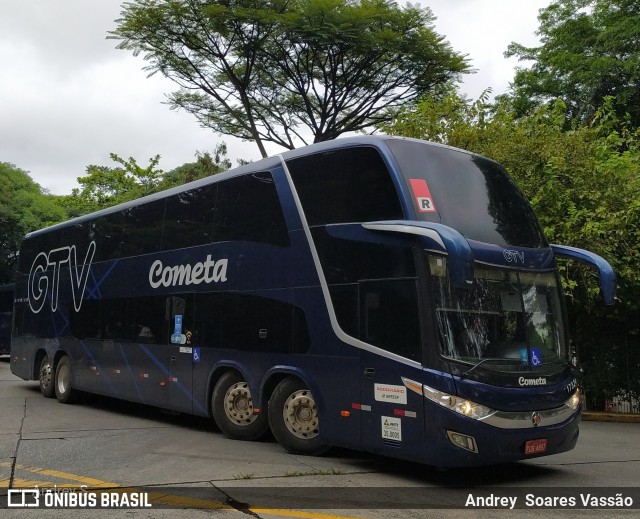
[579,337,640,414]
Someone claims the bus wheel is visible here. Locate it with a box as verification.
[212,371,268,441]
[54,356,76,404]
[268,377,329,456]
[39,355,54,398]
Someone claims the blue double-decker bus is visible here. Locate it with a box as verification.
[10,136,615,467]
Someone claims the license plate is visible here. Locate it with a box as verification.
[525,439,548,455]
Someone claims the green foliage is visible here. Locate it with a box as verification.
[65,144,231,215]
[0,163,68,283]
[159,143,231,189]
[505,0,640,128]
[68,153,164,213]
[111,0,470,156]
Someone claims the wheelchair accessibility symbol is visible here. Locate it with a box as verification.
[530,348,542,367]
[193,347,201,364]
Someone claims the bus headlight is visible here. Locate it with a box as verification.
[422,384,495,420]
[565,388,581,411]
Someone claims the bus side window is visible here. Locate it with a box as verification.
[162,185,217,250]
[214,172,290,246]
[91,212,125,262]
[359,279,421,362]
[121,200,165,257]
[286,146,404,227]
[194,292,309,354]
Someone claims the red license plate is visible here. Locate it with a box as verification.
[525,439,548,455]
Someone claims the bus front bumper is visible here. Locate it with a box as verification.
[424,406,581,468]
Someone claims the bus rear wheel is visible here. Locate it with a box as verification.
[268,377,329,456]
[54,356,76,404]
[39,355,54,398]
[212,371,268,441]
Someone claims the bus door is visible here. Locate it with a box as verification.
[167,294,195,413]
[358,279,426,454]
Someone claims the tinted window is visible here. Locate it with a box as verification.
[214,172,290,246]
[286,146,404,226]
[312,228,420,360]
[163,185,217,249]
[194,292,309,353]
[121,199,165,257]
[70,295,169,344]
[312,228,416,284]
[61,223,91,255]
[90,212,124,262]
[20,222,96,274]
[360,279,421,361]
[325,278,422,361]
[19,235,48,274]
[388,140,547,247]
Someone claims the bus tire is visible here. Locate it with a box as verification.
[268,377,329,456]
[212,371,269,441]
[39,355,55,398]
[54,356,76,404]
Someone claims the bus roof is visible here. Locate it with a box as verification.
[24,135,485,240]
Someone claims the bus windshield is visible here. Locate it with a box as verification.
[429,256,567,373]
[387,138,547,248]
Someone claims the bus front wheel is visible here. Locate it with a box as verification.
[39,355,54,398]
[54,356,76,404]
[268,377,329,456]
[212,371,269,441]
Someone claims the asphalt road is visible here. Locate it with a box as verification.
[1,356,638,518]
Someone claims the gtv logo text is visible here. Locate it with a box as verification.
[28,242,96,314]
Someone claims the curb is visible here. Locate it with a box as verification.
[582,412,640,423]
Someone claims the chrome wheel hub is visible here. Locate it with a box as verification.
[283,389,319,439]
[224,382,257,426]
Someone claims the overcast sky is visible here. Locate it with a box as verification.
[0,0,550,195]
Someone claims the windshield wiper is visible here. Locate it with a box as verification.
[462,358,509,377]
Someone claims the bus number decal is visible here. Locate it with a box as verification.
[409,178,437,213]
[381,416,402,441]
[28,241,97,314]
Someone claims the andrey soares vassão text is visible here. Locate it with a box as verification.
[465,492,635,509]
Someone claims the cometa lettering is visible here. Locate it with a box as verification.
[149,256,228,288]
[518,376,547,387]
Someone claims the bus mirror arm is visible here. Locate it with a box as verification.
[361,221,475,288]
[550,244,616,305]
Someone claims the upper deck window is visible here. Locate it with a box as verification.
[387,140,547,248]
[286,146,404,226]
[163,171,290,248]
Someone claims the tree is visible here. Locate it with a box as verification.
[0,163,68,283]
[159,142,231,188]
[110,0,470,157]
[68,153,164,213]
[504,0,640,127]
[65,144,232,215]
